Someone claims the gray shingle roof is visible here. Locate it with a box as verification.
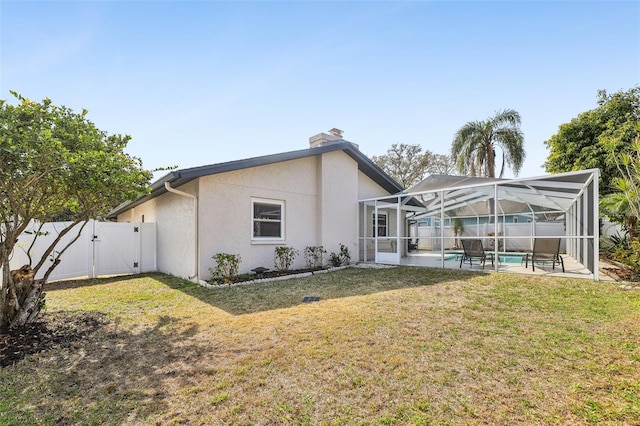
[108,141,403,218]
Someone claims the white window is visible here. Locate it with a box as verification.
[373,212,388,237]
[252,198,284,242]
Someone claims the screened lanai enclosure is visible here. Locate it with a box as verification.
[358,169,600,280]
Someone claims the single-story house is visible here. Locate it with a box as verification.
[108,129,407,281]
[110,129,600,281]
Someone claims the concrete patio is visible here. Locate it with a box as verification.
[392,250,613,282]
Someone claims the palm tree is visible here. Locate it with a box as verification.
[451,109,525,178]
[601,187,638,238]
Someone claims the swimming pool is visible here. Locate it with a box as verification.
[445,251,526,264]
[497,253,526,264]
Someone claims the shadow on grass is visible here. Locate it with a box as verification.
[46,274,142,291]
[150,266,486,316]
[2,313,211,425]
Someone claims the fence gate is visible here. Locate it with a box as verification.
[11,220,156,282]
[93,221,139,277]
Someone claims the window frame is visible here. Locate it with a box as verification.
[373,212,388,237]
[251,198,285,243]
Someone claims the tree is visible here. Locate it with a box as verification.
[426,152,457,176]
[451,109,525,178]
[599,127,640,270]
[544,87,640,194]
[372,143,428,189]
[372,143,455,189]
[600,124,640,237]
[0,92,152,330]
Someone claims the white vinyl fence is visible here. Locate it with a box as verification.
[9,220,156,282]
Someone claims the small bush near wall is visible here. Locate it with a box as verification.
[210,253,241,284]
[274,246,299,271]
[329,243,351,267]
[602,232,630,257]
[602,233,640,280]
[304,246,326,269]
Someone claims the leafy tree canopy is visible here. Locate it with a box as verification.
[371,143,455,189]
[544,86,640,193]
[0,91,152,329]
[427,152,457,176]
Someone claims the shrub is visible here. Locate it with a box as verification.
[604,232,640,276]
[614,237,640,271]
[329,252,341,267]
[274,246,299,271]
[628,239,640,271]
[210,253,241,282]
[329,243,351,267]
[304,246,326,269]
[602,231,630,256]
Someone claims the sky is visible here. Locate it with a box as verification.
[1,1,639,181]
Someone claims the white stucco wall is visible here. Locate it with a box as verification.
[198,157,319,276]
[358,170,391,200]
[317,151,360,262]
[116,149,396,279]
[118,181,198,279]
[117,198,159,223]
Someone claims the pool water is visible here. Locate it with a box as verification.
[497,253,526,264]
[445,252,525,264]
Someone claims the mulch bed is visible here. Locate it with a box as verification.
[600,255,640,282]
[603,266,640,282]
[0,311,108,368]
[208,267,327,285]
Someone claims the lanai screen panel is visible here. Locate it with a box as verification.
[359,169,600,279]
[413,171,595,218]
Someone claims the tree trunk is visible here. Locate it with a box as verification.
[627,217,638,239]
[0,220,85,331]
[0,263,45,331]
[0,259,11,331]
[488,147,496,178]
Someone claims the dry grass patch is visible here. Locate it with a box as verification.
[1,268,639,425]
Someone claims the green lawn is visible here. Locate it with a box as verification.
[1,267,639,425]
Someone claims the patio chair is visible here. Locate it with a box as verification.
[460,239,494,269]
[525,238,564,273]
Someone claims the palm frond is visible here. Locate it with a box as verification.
[451,110,524,178]
[492,109,522,127]
[494,128,525,176]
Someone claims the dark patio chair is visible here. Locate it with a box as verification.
[460,239,494,269]
[525,238,564,272]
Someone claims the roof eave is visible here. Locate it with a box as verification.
[107,142,403,219]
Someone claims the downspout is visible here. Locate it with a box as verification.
[165,182,200,283]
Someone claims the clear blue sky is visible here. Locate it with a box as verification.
[1,1,639,180]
